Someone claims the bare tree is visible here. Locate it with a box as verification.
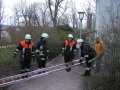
[37,2,49,27]
[47,0,69,30]
[85,1,120,89]
[70,2,78,29]
[13,0,39,28]
[0,0,4,46]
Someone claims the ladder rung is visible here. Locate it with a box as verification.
[33,72,36,75]
[10,77,14,82]
[2,80,5,84]
[0,59,81,87]
[19,76,22,79]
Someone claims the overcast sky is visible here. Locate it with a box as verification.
[3,0,95,24]
[4,0,89,16]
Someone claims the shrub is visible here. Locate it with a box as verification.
[85,26,120,90]
[47,30,68,59]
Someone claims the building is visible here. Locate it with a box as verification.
[95,0,120,36]
[1,25,11,42]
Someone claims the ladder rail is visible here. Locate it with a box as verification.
[0,59,82,87]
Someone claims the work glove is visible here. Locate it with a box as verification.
[62,52,64,56]
[13,54,17,59]
[72,54,75,59]
[46,56,49,60]
[32,56,36,61]
[39,53,44,56]
[79,57,83,63]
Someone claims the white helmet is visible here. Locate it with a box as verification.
[45,33,49,38]
[25,34,31,39]
[41,33,49,38]
[77,39,84,43]
[68,34,73,38]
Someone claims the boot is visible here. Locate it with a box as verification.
[82,70,91,76]
[65,68,71,72]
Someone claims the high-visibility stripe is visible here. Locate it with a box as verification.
[14,52,17,54]
[40,46,43,49]
[85,55,89,57]
[15,49,19,51]
[26,69,30,72]
[62,48,65,50]
[74,50,76,52]
[86,67,91,70]
[41,58,45,60]
[22,48,25,53]
[20,69,25,72]
[80,57,83,59]
[70,46,73,51]
[47,50,49,52]
[36,50,39,53]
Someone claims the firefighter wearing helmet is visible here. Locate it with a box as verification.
[62,34,76,72]
[13,34,35,74]
[76,39,96,76]
[35,33,49,71]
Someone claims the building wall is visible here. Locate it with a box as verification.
[1,30,11,42]
[95,0,120,36]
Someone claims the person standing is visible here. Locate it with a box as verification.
[94,37,105,73]
[62,34,76,72]
[35,33,49,70]
[77,39,96,76]
[13,34,35,74]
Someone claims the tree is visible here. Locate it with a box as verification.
[0,0,4,46]
[47,0,69,30]
[13,0,40,27]
[85,1,120,89]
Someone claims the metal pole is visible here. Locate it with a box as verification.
[80,19,82,39]
[78,19,82,59]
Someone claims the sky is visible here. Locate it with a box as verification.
[4,0,86,14]
[3,0,95,25]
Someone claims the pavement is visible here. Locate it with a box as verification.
[8,54,85,90]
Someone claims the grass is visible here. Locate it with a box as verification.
[0,48,14,63]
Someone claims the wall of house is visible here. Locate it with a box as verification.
[95,0,120,36]
[1,30,11,42]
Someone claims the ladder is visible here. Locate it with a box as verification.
[0,59,84,87]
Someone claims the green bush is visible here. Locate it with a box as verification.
[88,60,120,90]
[58,24,73,32]
[48,30,67,58]
[0,48,14,62]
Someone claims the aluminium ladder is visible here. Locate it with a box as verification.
[0,59,85,87]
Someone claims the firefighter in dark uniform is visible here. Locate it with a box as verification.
[13,34,35,74]
[35,33,49,70]
[76,39,96,76]
[62,34,76,72]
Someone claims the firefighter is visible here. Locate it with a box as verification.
[35,33,49,70]
[62,34,76,72]
[77,39,96,76]
[13,34,35,74]
[94,37,105,73]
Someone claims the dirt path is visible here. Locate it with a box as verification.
[8,55,85,90]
